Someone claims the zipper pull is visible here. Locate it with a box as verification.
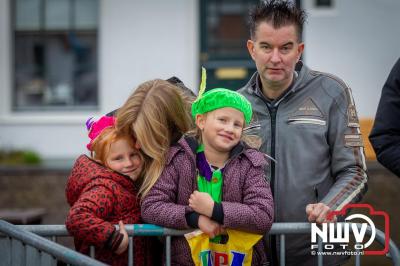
[314,186,319,202]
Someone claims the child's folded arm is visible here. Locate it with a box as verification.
[210,202,224,224]
[141,163,193,229]
[185,212,200,228]
[220,165,274,234]
[141,193,192,229]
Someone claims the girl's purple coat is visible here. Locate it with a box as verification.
[141,137,274,265]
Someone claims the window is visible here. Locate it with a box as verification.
[201,0,259,60]
[315,0,333,8]
[12,0,99,111]
[199,0,260,90]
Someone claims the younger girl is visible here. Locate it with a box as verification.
[141,88,274,265]
[65,116,150,266]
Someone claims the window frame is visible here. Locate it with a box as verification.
[303,0,337,16]
[11,0,99,112]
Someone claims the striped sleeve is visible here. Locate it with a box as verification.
[321,78,368,211]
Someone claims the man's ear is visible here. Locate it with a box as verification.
[195,114,206,130]
[297,42,305,61]
[247,40,256,61]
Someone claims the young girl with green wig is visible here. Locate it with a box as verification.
[141,71,274,265]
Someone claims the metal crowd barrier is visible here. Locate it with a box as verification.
[1,220,399,266]
[0,219,106,266]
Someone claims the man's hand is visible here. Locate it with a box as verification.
[189,191,214,217]
[115,221,129,255]
[306,203,337,224]
[198,215,222,238]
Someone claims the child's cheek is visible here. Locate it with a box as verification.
[134,157,143,170]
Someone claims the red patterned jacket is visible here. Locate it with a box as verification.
[65,155,150,266]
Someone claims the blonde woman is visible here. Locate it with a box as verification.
[116,79,194,197]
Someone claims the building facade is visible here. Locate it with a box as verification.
[0,0,399,160]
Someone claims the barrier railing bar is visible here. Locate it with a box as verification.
[39,249,42,265]
[90,245,95,259]
[0,220,107,266]
[22,242,27,265]
[9,239,12,265]
[3,222,399,266]
[129,236,134,266]
[166,235,171,266]
[372,226,400,266]
[280,234,285,266]
[130,223,134,266]
[318,236,323,266]
[356,252,361,266]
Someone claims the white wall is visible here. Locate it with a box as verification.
[100,0,199,113]
[0,0,11,123]
[1,0,399,159]
[0,0,198,159]
[303,0,400,118]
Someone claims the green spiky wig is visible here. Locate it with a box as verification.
[191,67,252,124]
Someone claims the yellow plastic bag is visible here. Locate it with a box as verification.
[185,229,263,266]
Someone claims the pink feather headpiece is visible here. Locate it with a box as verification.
[86,116,116,151]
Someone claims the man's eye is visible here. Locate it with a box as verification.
[261,45,271,51]
[281,46,291,53]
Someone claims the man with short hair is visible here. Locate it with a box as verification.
[238,1,368,265]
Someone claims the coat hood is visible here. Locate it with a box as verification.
[65,155,138,206]
[243,61,317,98]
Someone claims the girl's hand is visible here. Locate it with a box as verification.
[189,191,214,217]
[115,221,129,255]
[198,215,222,238]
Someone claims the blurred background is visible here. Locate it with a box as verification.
[1,0,399,160]
[0,0,399,265]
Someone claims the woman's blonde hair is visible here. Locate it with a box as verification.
[116,79,193,197]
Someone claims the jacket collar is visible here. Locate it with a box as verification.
[184,135,245,159]
[165,135,268,170]
[166,135,246,165]
[245,61,313,100]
